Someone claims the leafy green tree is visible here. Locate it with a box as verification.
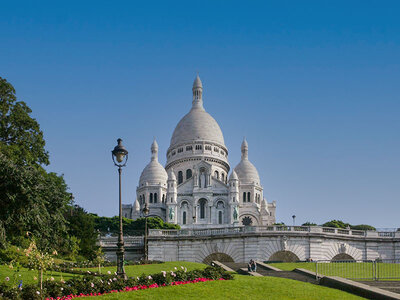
[302,222,317,226]
[322,220,350,229]
[66,205,98,259]
[350,224,376,231]
[0,77,49,166]
[0,153,71,251]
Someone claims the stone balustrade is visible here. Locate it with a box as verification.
[148,225,399,239]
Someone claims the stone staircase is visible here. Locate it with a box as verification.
[358,281,400,294]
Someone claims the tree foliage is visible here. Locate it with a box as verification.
[0,77,49,166]
[65,205,98,259]
[93,215,180,235]
[0,153,72,251]
[322,220,376,231]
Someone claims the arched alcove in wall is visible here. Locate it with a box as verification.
[202,252,234,264]
[331,253,355,262]
[268,251,300,262]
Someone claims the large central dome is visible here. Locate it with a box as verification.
[169,75,226,148]
[170,108,225,147]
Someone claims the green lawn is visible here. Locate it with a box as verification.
[80,261,207,277]
[0,265,76,285]
[269,262,400,280]
[86,275,365,300]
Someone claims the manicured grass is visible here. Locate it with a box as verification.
[269,262,400,280]
[0,265,76,285]
[80,261,207,278]
[86,275,365,300]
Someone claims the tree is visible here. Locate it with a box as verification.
[322,220,350,229]
[302,222,317,226]
[0,77,49,167]
[66,205,98,259]
[0,153,72,251]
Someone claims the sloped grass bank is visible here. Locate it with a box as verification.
[87,275,365,300]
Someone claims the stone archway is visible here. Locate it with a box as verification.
[203,252,234,264]
[331,253,355,262]
[268,251,300,262]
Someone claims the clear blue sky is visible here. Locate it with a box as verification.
[1,1,399,228]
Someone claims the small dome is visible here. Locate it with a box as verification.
[134,199,140,211]
[234,139,260,185]
[139,140,168,186]
[229,170,238,181]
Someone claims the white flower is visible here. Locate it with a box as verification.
[5,277,10,281]
[91,282,94,288]
[137,277,139,280]
[113,278,117,281]
[36,291,40,295]
[50,277,54,281]
[107,271,111,274]
[107,282,110,285]
[184,268,187,272]
[148,276,152,280]
[114,272,117,275]
[100,279,103,284]
[174,267,177,270]
[61,287,64,291]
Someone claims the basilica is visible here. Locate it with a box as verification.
[123,76,276,227]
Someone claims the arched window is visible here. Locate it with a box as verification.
[183,211,187,225]
[154,193,157,203]
[162,194,165,203]
[221,173,224,182]
[214,171,219,179]
[218,211,223,224]
[150,193,153,203]
[199,199,207,219]
[178,171,183,184]
[186,169,192,179]
[139,195,142,204]
[142,195,145,203]
[243,192,246,202]
[247,192,251,202]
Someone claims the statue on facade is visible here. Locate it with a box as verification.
[169,207,175,221]
[200,171,206,188]
[233,206,239,221]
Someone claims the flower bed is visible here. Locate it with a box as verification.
[0,266,232,299]
[46,278,221,300]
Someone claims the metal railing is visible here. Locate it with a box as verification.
[316,259,400,280]
[99,236,144,247]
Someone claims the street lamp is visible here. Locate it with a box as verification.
[292,215,296,227]
[143,202,149,261]
[111,138,128,279]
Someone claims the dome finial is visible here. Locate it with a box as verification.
[241,137,248,160]
[151,138,159,161]
[192,74,203,109]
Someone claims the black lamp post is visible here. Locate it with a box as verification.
[143,202,149,261]
[292,215,296,227]
[111,138,128,278]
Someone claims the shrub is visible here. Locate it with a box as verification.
[0,266,231,299]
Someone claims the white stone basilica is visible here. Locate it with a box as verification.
[123,76,276,228]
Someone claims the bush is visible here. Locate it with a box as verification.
[0,266,231,299]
